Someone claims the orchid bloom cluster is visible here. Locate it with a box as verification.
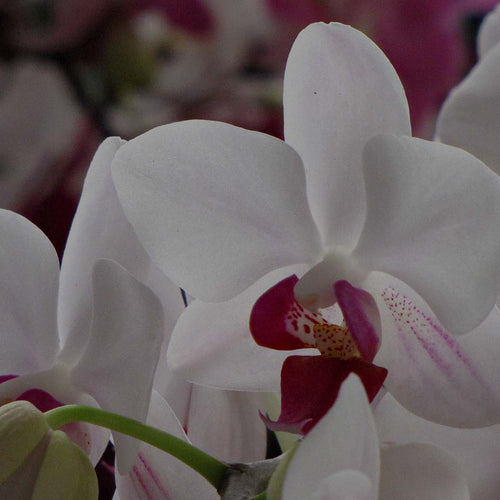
[3,5,500,500]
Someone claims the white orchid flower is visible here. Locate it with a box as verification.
[110,22,500,429]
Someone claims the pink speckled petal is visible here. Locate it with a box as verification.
[366,272,500,427]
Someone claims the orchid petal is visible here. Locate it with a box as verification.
[58,137,184,363]
[436,43,500,175]
[71,259,163,473]
[0,366,108,466]
[311,470,374,500]
[367,272,500,427]
[375,393,500,500]
[281,375,380,500]
[478,4,500,59]
[284,22,410,248]
[69,391,110,467]
[114,391,218,500]
[186,386,267,463]
[264,355,387,434]
[355,135,500,335]
[0,210,59,374]
[167,265,314,392]
[379,443,469,500]
[153,370,193,427]
[112,120,322,302]
[335,280,381,363]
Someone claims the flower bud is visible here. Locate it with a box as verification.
[0,401,98,499]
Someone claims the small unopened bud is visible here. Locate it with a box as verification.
[0,400,98,500]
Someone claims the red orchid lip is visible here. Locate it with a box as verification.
[262,355,387,435]
[250,274,381,361]
[250,274,386,434]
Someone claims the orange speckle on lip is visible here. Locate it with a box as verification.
[313,324,361,360]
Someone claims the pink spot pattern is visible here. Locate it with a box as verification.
[381,287,485,384]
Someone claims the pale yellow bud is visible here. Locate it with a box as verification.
[0,401,98,500]
[0,400,49,484]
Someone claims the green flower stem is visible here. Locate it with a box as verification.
[251,492,267,500]
[44,404,228,490]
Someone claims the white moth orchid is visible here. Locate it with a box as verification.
[110,21,500,430]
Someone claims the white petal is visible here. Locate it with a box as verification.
[367,272,500,427]
[376,393,500,500]
[167,265,314,392]
[112,120,322,302]
[478,4,500,58]
[0,367,109,467]
[71,259,164,473]
[355,135,500,335]
[58,137,184,363]
[284,22,410,248]
[153,370,193,429]
[0,210,59,374]
[379,443,469,500]
[114,391,219,500]
[282,375,379,500]
[311,470,374,500]
[186,386,267,463]
[436,42,500,175]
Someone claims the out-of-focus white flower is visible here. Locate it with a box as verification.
[437,3,500,175]
[0,60,83,210]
